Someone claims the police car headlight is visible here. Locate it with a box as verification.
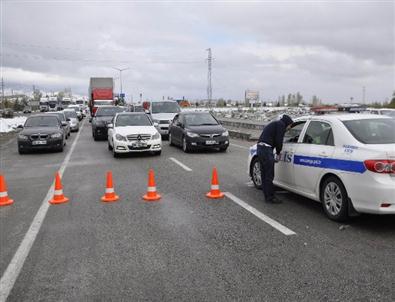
[115,134,127,141]
[152,132,161,140]
[51,132,62,139]
[187,131,199,138]
[222,130,229,136]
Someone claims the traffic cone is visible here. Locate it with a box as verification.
[143,169,161,201]
[49,172,69,205]
[0,175,14,206]
[101,171,119,202]
[206,167,224,199]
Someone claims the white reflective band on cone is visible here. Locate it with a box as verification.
[105,188,114,193]
[147,186,156,192]
[211,185,219,190]
[0,192,8,197]
[54,190,63,195]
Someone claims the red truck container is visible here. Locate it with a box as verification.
[88,77,114,116]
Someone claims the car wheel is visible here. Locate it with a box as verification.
[154,150,161,156]
[169,132,174,146]
[250,157,262,189]
[93,133,97,141]
[182,136,190,153]
[219,146,228,152]
[57,144,64,152]
[321,176,349,221]
[18,147,26,154]
[108,141,113,150]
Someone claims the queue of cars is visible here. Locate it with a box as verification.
[17,107,84,153]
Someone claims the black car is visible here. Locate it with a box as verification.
[91,106,125,140]
[17,114,67,154]
[169,112,229,152]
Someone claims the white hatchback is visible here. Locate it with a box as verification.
[248,114,395,221]
[107,112,162,157]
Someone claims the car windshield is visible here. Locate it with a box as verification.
[151,102,180,114]
[48,113,65,121]
[116,114,152,127]
[184,113,219,126]
[25,116,59,127]
[96,107,124,117]
[64,110,77,118]
[343,118,395,144]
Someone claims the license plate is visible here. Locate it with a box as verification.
[32,140,47,145]
[132,142,147,148]
[205,140,216,145]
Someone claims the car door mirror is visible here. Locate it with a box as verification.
[153,122,159,127]
[144,109,150,114]
[66,118,71,122]
[17,125,23,129]
[107,123,113,129]
[61,121,68,127]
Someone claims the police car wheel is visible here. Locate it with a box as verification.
[251,157,262,189]
[321,176,348,221]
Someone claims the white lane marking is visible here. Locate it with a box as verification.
[0,121,85,302]
[230,143,249,150]
[169,157,192,172]
[224,192,296,236]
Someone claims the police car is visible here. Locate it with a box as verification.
[248,114,395,221]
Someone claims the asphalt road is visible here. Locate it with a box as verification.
[0,120,394,301]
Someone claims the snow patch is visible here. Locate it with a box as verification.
[0,117,27,133]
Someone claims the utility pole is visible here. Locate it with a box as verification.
[362,86,366,104]
[206,48,212,107]
[112,67,130,100]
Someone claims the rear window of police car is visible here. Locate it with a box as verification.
[343,118,395,144]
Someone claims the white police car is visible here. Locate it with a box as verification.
[248,114,395,221]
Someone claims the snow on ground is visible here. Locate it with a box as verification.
[0,117,27,133]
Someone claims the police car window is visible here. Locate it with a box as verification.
[284,121,306,143]
[303,121,334,146]
[343,118,395,144]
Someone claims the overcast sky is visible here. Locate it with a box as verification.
[1,0,394,103]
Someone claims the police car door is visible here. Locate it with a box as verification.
[293,120,335,195]
[275,121,307,187]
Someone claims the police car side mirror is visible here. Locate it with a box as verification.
[107,123,113,129]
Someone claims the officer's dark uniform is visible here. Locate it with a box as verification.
[257,115,293,203]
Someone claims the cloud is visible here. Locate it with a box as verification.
[1,0,394,103]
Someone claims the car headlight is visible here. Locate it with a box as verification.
[186,131,199,138]
[18,134,28,140]
[152,132,161,140]
[115,134,127,141]
[51,133,62,138]
[222,130,229,136]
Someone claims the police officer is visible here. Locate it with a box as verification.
[257,114,293,203]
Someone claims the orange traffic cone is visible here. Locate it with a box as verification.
[101,171,119,202]
[49,172,69,205]
[206,167,224,199]
[0,175,14,206]
[143,169,161,201]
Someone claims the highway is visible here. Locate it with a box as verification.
[0,120,394,301]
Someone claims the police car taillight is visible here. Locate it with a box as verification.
[364,160,395,174]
